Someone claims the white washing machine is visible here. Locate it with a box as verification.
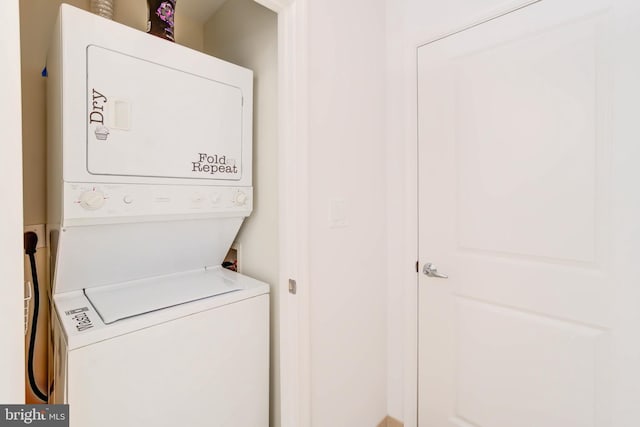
[46,5,268,426]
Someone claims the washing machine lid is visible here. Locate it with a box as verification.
[84,267,243,324]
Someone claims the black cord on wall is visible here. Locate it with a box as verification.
[24,231,48,402]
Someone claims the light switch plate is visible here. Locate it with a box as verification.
[329,199,348,228]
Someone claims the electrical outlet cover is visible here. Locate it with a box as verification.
[23,224,46,249]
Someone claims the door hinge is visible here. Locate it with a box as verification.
[288,279,297,295]
[416,261,419,273]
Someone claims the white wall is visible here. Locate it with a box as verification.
[384,0,409,419]
[205,3,390,425]
[306,0,388,425]
[202,1,280,425]
[0,0,26,404]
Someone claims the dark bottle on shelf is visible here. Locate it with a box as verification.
[146,0,177,42]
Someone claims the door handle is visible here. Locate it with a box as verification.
[422,263,448,279]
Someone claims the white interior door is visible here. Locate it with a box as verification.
[417,0,622,426]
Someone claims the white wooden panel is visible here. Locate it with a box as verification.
[456,298,604,427]
[456,19,598,262]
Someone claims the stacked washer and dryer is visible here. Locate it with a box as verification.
[47,5,269,426]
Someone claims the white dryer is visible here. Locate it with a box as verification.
[46,5,268,426]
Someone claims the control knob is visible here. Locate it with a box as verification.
[79,189,106,211]
[234,191,248,206]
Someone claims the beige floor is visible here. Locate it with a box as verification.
[377,415,403,427]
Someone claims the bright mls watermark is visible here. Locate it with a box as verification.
[0,405,68,426]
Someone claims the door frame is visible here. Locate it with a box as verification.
[253,0,311,426]
[0,0,26,403]
[402,2,547,426]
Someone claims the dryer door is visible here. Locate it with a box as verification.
[86,45,244,181]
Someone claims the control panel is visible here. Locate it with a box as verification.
[63,183,252,224]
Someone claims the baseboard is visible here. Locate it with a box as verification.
[376,415,404,427]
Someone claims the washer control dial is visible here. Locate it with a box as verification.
[234,191,248,206]
[79,189,106,211]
